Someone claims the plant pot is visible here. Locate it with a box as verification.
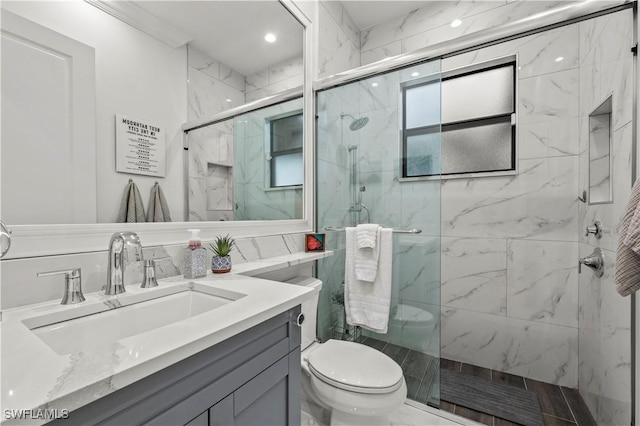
[211,255,232,273]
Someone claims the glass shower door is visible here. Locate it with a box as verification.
[315,59,442,407]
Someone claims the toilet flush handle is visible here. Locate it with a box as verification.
[293,313,305,327]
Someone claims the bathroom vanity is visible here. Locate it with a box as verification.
[0,251,330,426]
[51,305,302,425]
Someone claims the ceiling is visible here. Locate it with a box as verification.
[133,1,304,77]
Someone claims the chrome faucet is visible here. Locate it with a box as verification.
[106,232,143,295]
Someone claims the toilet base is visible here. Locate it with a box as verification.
[330,409,390,426]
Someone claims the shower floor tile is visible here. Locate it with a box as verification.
[359,337,597,426]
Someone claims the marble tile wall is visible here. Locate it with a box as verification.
[359,0,573,66]
[245,56,304,103]
[576,9,633,425]
[0,233,306,310]
[187,47,244,221]
[317,0,360,78]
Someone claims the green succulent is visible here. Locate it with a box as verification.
[210,234,235,257]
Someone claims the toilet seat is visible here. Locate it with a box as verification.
[307,339,404,394]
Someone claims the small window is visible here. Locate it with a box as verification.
[402,59,516,178]
[269,112,303,187]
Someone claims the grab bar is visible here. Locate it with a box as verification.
[324,226,422,234]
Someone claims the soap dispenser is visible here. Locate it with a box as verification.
[183,229,206,279]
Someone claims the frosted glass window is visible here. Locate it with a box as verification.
[442,65,514,123]
[405,132,441,177]
[273,152,303,187]
[401,59,515,178]
[271,114,303,151]
[270,112,303,187]
[405,82,441,129]
[442,119,513,175]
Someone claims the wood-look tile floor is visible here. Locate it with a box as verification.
[359,337,597,426]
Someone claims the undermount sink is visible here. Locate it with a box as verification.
[22,283,246,355]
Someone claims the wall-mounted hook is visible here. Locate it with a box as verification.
[578,190,587,203]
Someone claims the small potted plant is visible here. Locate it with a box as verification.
[210,234,235,273]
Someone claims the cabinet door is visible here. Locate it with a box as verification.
[233,355,289,426]
[209,395,234,426]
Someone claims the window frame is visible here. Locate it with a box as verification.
[400,55,517,181]
[267,110,304,189]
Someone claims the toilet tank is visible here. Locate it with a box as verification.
[285,276,322,350]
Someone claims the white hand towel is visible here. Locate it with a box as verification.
[345,227,393,334]
[356,224,379,249]
[354,225,381,282]
[616,178,640,296]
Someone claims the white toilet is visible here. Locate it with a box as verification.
[287,276,407,426]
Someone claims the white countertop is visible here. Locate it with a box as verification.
[0,250,332,425]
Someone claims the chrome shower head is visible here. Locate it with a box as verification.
[341,113,369,131]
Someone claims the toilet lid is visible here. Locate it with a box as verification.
[307,339,403,394]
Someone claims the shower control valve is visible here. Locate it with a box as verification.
[578,248,604,278]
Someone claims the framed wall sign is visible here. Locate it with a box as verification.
[115,114,166,177]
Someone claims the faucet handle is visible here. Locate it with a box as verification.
[37,268,86,305]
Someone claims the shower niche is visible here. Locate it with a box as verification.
[588,96,613,205]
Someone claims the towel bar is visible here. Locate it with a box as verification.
[324,226,422,234]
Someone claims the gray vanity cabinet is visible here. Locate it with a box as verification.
[49,306,302,426]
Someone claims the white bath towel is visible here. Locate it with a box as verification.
[345,227,393,333]
[355,224,381,282]
[356,224,379,249]
[616,178,640,296]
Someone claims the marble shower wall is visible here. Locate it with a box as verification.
[245,56,304,103]
[577,10,633,426]
[440,9,633,423]
[317,0,361,78]
[359,0,574,66]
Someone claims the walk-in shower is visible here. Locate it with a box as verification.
[315,2,634,424]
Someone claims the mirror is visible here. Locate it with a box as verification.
[588,96,613,205]
[1,0,304,225]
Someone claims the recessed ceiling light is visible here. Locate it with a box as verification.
[264,33,277,43]
[411,72,420,77]
[451,19,462,28]
[226,99,232,103]
[371,82,379,87]
[555,56,564,62]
